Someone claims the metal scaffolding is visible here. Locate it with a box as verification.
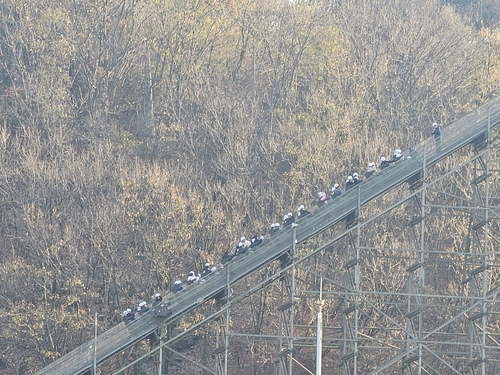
[164,126,496,375]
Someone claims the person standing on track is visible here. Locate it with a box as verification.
[432,122,442,151]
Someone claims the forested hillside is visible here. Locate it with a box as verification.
[0,0,499,373]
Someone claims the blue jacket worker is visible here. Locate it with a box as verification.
[345,176,355,190]
[331,184,342,199]
[250,235,264,248]
[201,262,212,277]
[298,205,310,219]
[137,301,149,314]
[174,280,184,292]
[222,251,234,263]
[284,213,295,227]
[432,122,441,138]
[352,172,362,185]
[392,149,403,162]
[379,157,392,169]
[365,162,377,178]
[123,308,135,322]
[152,293,162,307]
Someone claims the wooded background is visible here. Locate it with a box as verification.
[1,0,500,373]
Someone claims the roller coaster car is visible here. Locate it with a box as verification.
[155,305,173,318]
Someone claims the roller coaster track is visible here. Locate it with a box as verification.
[33,96,500,375]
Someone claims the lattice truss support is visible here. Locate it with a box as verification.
[104,131,500,375]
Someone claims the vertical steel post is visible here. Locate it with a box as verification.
[481,106,492,375]
[289,223,298,375]
[225,264,231,375]
[316,278,325,375]
[354,183,362,374]
[417,142,428,375]
[158,326,163,375]
[93,312,97,375]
